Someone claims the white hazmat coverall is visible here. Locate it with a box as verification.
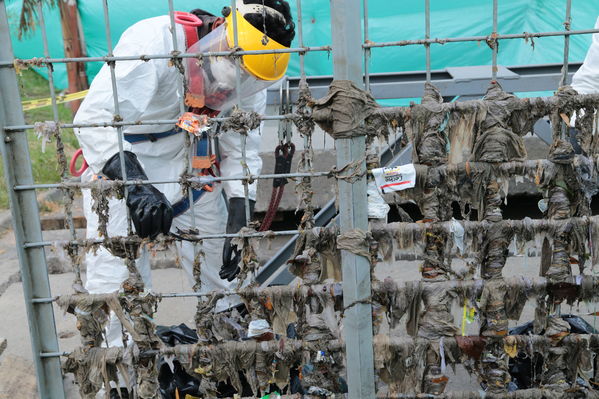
[572,17,599,95]
[74,15,264,347]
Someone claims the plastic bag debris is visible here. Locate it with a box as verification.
[247,319,274,341]
[158,359,202,399]
[367,180,391,219]
[156,323,200,347]
[156,324,202,399]
[448,218,465,254]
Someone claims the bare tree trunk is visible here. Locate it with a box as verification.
[58,0,88,113]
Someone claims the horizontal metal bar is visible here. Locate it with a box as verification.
[3,114,295,132]
[0,46,332,67]
[39,352,66,359]
[364,28,599,49]
[13,170,332,191]
[266,62,582,104]
[23,229,301,249]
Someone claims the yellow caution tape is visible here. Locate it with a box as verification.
[21,89,89,111]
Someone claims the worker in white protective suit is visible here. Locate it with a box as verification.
[572,17,599,96]
[73,0,296,356]
[568,16,599,150]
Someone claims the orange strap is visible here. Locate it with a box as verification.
[173,11,202,47]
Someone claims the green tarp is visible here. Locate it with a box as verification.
[5,0,599,94]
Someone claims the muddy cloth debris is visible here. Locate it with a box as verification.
[63,347,128,399]
[574,105,599,155]
[336,228,373,260]
[370,214,599,272]
[541,317,571,388]
[90,179,121,239]
[472,83,529,163]
[478,279,528,337]
[57,293,138,347]
[478,222,513,280]
[231,226,261,286]
[550,86,579,140]
[480,342,511,394]
[288,227,340,283]
[415,282,458,339]
[311,80,378,139]
[411,83,449,166]
[221,108,262,133]
[119,277,161,398]
[34,120,59,153]
[172,339,327,397]
[420,226,452,281]
[196,299,247,343]
[293,77,317,230]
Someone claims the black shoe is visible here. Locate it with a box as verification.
[110,388,130,399]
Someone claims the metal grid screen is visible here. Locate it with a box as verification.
[1,0,599,398]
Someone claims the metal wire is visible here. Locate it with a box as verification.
[35,3,81,284]
[12,170,334,191]
[560,0,573,87]
[3,114,296,132]
[0,46,332,67]
[297,0,306,78]
[23,229,302,249]
[363,0,371,91]
[166,0,199,260]
[560,0,573,141]
[227,0,252,227]
[363,28,599,48]
[102,0,132,235]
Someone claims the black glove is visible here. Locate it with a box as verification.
[220,197,255,281]
[102,151,173,239]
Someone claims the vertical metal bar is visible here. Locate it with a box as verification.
[167,0,186,115]
[560,0,572,87]
[37,2,81,283]
[492,0,498,81]
[296,0,316,151]
[297,0,306,77]
[425,0,431,83]
[363,0,371,91]
[101,0,131,234]
[167,0,198,243]
[330,0,376,397]
[230,0,251,225]
[0,2,65,398]
[560,0,573,141]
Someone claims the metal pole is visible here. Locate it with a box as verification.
[492,0,498,81]
[363,0,371,91]
[560,0,572,87]
[0,2,65,398]
[425,0,431,83]
[330,0,376,398]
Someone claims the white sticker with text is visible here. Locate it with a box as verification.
[372,164,416,194]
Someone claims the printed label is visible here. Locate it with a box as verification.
[372,164,416,194]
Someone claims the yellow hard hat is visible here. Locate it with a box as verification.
[224,9,290,81]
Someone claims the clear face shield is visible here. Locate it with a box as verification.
[184,25,272,111]
[184,10,291,112]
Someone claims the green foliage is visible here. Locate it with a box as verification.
[0,69,79,209]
